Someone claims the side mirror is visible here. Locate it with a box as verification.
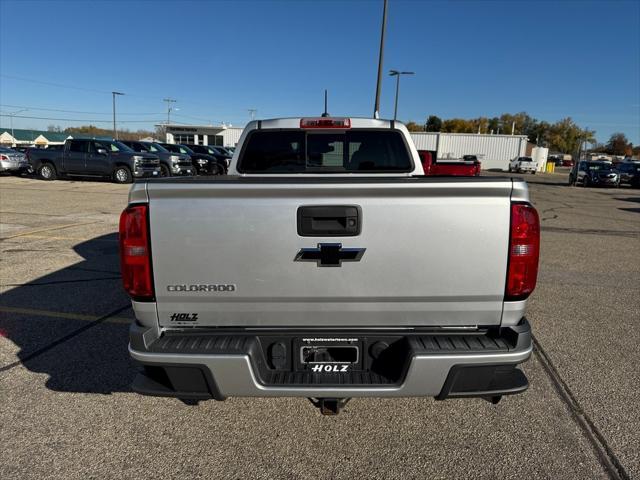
[96,148,108,155]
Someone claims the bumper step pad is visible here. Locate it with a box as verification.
[132,320,531,398]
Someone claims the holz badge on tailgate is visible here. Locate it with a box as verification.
[170,313,198,322]
[311,365,350,373]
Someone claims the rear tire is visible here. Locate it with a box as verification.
[113,166,132,184]
[38,163,57,181]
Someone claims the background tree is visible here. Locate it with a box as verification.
[425,115,442,132]
[547,118,594,157]
[47,124,62,132]
[155,125,167,142]
[527,120,551,146]
[404,121,424,132]
[470,117,490,134]
[605,133,631,155]
[486,117,500,134]
[64,125,156,141]
[441,118,475,133]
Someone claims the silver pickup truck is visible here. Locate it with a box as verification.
[121,117,540,414]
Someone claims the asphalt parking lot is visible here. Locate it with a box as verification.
[0,173,638,480]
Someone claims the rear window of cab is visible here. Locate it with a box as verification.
[237,130,413,173]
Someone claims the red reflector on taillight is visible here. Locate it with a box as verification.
[300,117,351,129]
[505,203,540,301]
[119,205,154,301]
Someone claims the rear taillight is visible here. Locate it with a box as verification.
[0,155,8,161]
[505,203,540,301]
[119,205,154,301]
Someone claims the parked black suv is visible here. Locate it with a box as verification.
[616,161,640,187]
[569,161,620,187]
[159,143,226,175]
[186,144,232,169]
[121,141,193,177]
[28,139,160,183]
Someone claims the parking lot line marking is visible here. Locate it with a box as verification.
[533,336,630,480]
[0,305,131,324]
[2,234,108,241]
[0,222,99,240]
[0,211,68,217]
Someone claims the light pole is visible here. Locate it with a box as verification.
[373,0,388,119]
[389,70,414,121]
[112,91,124,139]
[8,109,28,145]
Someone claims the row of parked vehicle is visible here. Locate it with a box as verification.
[568,160,640,188]
[0,140,236,183]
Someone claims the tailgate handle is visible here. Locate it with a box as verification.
[297,206,361,236]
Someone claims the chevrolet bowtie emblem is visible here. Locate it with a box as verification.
[295,243,366,267]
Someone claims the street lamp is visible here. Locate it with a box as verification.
[389,70,414,121]
[8,109,28,146]
[112,91,124,139]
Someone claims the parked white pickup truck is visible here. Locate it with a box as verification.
[509,156,538,174]
[120,117,539,414]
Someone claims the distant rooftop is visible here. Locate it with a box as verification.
[0,127,70,142]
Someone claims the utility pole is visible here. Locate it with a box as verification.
[112,91,124,140]
[389,70,414,121]
[248,109,257,121]
[373,0,388,119]
[163,98,177,125]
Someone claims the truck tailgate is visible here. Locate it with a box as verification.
[146,178,513,328]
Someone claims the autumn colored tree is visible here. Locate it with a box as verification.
[605,133,632,155]
[404,121,424,132]
[64,125,156,141]
[404,112,598,155]
[441,118,475,133]
[547,118,595,156]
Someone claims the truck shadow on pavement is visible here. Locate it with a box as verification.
[0,232,136,394]
[614,196,640,213]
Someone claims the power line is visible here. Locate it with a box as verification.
[0,104,163,115]
[1,73,235,111]
[0,74,112,94]
[172,113,223,124]
[1,74,168,102]
[0,113,162,124]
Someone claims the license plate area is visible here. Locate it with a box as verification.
[294,337,362,372]
[300,346,359,364]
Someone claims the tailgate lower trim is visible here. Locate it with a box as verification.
[129,320,532,398]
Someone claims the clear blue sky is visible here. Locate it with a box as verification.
[1,0,638,143]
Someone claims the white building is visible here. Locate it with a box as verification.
[410,132,529,170]
[161,124,244,147]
